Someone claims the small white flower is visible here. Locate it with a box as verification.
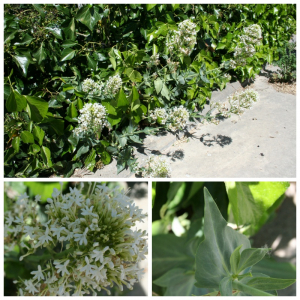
[24,279,39,294]
[54,259,70,276]
[91,246,109,263]
[31,265,45,281]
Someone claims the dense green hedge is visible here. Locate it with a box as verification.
[4,4,296,177]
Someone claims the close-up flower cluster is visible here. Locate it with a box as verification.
[103,74,123,95]
[138,155,171,178]
[82,78,104,96]
[147,54,160,68]
[73,103,110,137]
[4,183,148,296]
[166,19,198,56]
[148,106,190,132]
[228,88,259,115]
[234,24,262,66]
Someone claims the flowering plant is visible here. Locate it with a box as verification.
[152,182,295,296]
[4,183,148,296]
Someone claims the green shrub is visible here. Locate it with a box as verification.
[271,42,296,82]
[4,4,296,177]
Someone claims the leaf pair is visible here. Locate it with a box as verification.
[195,188,295,296]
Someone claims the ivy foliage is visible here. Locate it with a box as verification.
[4,4,296,177]
[152,182,296,296]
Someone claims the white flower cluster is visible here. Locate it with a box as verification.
[140,155,171,178]
[166,19,197,56]
[167,106,190,132]
[220,59,237,69]
[149,107,168,125]
[5,184,148,296]
[234,24,262,66]
[227,88,259,115]
[73,103,110,136]
[82,78,104,96]
[148,106,190,131]
[104,74,122,95]
[147,54,160,68]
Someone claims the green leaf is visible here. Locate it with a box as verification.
[154,77,163,94]
[25,182,67,203]
[33,4,45,18]
[12,136,20,153]
[63,18,76,40]
[6,90,27,112]
[62,39,78,48]
[20,131,34,144]
[237,248,270,274]
[252,257,296,279]
[116,89,129,108]
[76,5,99,31]
[60,48,76,61]
[153,234,194,279]
[154,268,203,296]
[13,51,33,77]
[125,68,143,82]
[45,27,63,40]
[109,57,116,70]
[161,83,170,100]
[246,277,295,291]
[101,151,111,165]
[195,188,250,288]
[225,182,289,233]
[68,102,78,118]
[29,144,40,155]
[32,126,45,146]
[74,145,89,160]
[87,55,97,70]
[4,29,18,44]
[230,244,242,275]
[146,4,157,11]
[219,276,233,296]
[232,280,274,296]
[33,42,47,65]
[41,146,53,167]
[25,95,49,122]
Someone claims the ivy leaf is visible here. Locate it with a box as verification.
[33,42,47,65]
[6,90,27,112]
[62,39,78,48]
[25,95,49,122]
[76,5,99,31]
[32,4,45,18]
[45,27,63,40]
[86,55,97,70]
[13,51,33,77]
[60,48,76,61]
[4,29,18,44]
[195,188,250,288]
[63,18,76,40]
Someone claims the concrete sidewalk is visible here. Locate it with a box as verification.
[84,74,296,178]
